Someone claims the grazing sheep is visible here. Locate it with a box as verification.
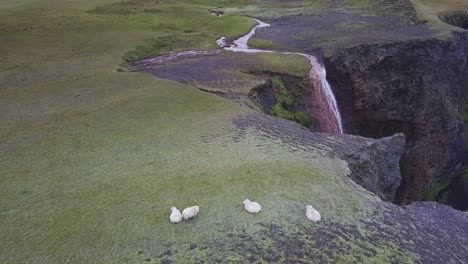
[169,207,182,223]
[182,206,200,220]
[243,199,261,214]
[306,205,321,222]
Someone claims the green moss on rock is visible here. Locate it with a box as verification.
[271,104,295,120]
[270,75,296,120]
[423,168,468,201]
[269,75,312,127]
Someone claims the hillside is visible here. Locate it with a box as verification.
[1,0,467,263]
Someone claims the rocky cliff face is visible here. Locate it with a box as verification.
[343,133,406,201]
[325,31,468,204]
[439,11,468,30]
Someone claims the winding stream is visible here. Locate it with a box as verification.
[218,19,343,134]
[134,18,343,134]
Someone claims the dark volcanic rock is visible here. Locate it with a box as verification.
[439,11,468,30]
[249,78,278,115]
[325,31,468,204]
[446,173,468,211]
[344,133,406,202]
[384,201,468,263]
[253,10,433,55]
[447,174,468,211]
[437,171,468,211]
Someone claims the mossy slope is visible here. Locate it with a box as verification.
[1,0,467,263]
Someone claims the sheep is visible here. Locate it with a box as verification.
[182,206,200,220]
[169,207,182,223]
[243,199,261,214]
[306,205,321,222]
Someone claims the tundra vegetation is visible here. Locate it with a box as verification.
[1,0,467,263]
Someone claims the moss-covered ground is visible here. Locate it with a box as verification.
[410,0,468,29]
[1,0,463,263]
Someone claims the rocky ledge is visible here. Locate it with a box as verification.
[153,113,468,263]
[127,1,468,261]
[250,0,468,207]
[233,113,407,202]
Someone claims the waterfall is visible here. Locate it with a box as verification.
[307,56,343,134]
[133,18,344,134]
[218,19,343,134]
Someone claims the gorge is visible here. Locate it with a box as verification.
[133,19,344,134]
[2,0,468,263]
[222,19,344,134]
[325,32,468,204]
[131,12,468,208]
[248,2,468,207]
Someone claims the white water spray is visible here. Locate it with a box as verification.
[217,19,343,133]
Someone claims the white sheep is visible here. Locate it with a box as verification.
[182,206,200,220]
[306,205,321,222]
[169,207,182,223]
[243,199,261,214]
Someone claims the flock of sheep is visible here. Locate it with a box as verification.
[169,199,321,223]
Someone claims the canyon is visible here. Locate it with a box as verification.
[134,15,468,207]
[244,1,468,207]
[2,0,468,263]
[325,32,468,204]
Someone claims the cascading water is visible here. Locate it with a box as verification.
[132,18,343,134]
[218,19,343,134]
[307,56,343,134]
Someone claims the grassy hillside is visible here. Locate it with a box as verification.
[0,1,366,263]
[411,0,468,29]
[0,0,463,263]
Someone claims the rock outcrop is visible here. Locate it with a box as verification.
[446,174,468,211]
[439,11,468,30]
[247,0,468,206]
[343,133,406,201]
[325,31,468,204]
[432,169,468,211]
[233,113,406,201]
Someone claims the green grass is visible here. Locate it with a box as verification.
[271,103,296,120]
[423,177,454,201]
[221,1,328,19]
[295,111,312,127]
[252,53,310,77]
[268,75,312,127]
[0,0,370,262]
[270,75,296,120]
[340,0,373,8]
[186,51,311,95]
[249,38,284,49]
[1,73,373,262]
[0,0,257,69]
[0,0,435,262]
[410,0,468,29]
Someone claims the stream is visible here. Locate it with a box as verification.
[133,18,343,134]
